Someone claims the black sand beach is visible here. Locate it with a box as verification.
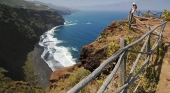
[31,43,52,88]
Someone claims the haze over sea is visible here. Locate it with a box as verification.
[39,11,128,71]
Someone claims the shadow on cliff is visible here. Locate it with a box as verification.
[0,21,37,80]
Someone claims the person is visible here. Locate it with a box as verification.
[131,2,137,24]
[131,2,137,14]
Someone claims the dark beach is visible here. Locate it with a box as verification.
[31,43,52,88]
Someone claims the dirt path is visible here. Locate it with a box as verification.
[156,22,170,93]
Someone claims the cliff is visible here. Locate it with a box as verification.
[49,17,170,92]
[0,4,64,92]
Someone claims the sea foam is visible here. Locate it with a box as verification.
[39,25,76,71]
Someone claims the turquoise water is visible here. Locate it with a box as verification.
[39,11,128,70]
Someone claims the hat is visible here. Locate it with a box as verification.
[133,2,136,5]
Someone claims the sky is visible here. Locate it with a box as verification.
[27,0,141,7]
[27,0,170,11]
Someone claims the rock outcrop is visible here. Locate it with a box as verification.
[79,20,128,72]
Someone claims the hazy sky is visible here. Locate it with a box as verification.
[27,0,170,11]
[28,0,141,7]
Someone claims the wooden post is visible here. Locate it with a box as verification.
[119,38,127,87]
[146,27,151,59]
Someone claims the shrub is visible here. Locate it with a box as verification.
[162,9,170,21]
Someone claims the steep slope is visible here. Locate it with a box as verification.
[0,3,64,92]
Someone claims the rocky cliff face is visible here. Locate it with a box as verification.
[79,20,129,72]
[0,3,64,84]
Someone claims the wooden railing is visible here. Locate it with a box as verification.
[137,10,162,18]
[67,13,167,93]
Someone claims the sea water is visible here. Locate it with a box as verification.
[39,11,128,71]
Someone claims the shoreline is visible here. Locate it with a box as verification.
[31,43,52,88]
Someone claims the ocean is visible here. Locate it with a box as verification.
[39,11,129,71]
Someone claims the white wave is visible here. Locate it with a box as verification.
[71,47,78,51]
[40,48,64,71]
[65,23,77,26]
[39,26,76,71]
[86,22,92,24]
[53,46,76,67]
[64,20,77,26]
[64,21,70,25]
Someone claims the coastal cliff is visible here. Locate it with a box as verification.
[49,17,169,92]
[0,4,64,92]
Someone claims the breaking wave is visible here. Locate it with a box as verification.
[39,25,76,71]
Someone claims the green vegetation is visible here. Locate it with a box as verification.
[0,67,45,93]
[162,9,170,21]
[0,3,64,92]
[49,67,91,92]
[142,10,157,18]
[0,68,12,91]
[23,53,37,86]
[107,42,120,57]
[66,67,90,87]
[128,43,165,93]
[143,11,152,17]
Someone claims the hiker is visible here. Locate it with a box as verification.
[131,2,137,24]
[131,2,137,15]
